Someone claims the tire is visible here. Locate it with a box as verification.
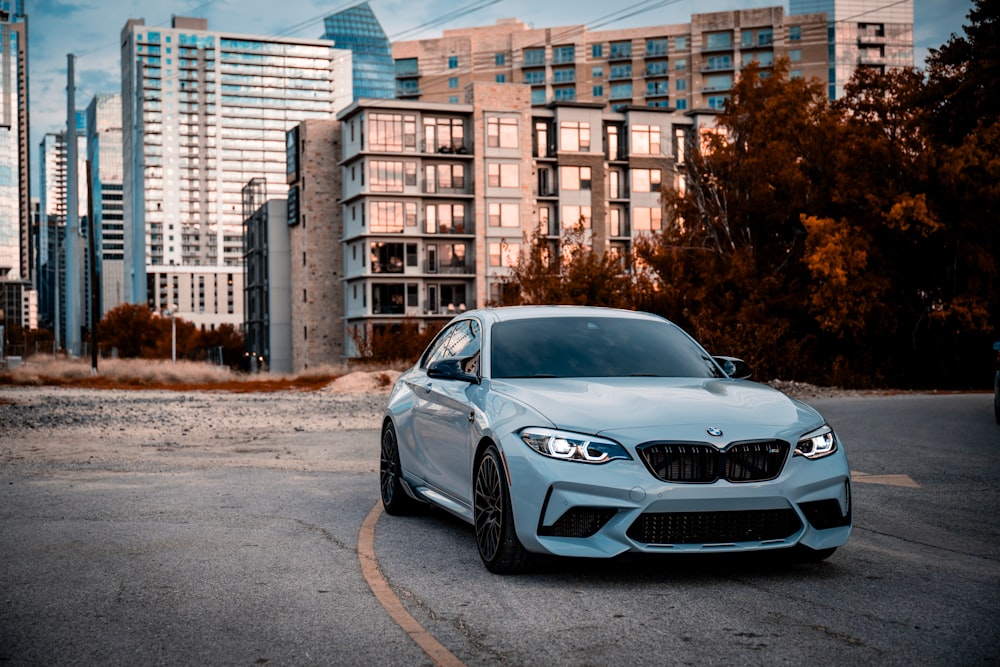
[474,445,530,574]
[380,421,418,515]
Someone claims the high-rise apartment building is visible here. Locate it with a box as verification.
[86,93,125,317]
[284,84,716,364]
[790,0,914,99]
[391,8,830,112]
[37,120,86,346]
[321,2,395,101]
[0,1,29,282]
[120,16,352,329]
[37,132,65,336]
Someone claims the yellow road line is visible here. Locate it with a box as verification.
[358,502,466,667]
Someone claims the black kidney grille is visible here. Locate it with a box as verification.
[627,509,802,545]
[639,440,789,483]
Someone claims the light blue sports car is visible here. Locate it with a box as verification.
[380,306,852,574]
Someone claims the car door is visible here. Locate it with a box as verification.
[410,318,481,506]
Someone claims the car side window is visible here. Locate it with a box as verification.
[421,319,481,371]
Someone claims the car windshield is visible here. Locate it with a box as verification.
[490,316,723,379]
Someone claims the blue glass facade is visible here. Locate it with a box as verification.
[321,2,394,100]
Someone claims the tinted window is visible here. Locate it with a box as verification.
[422,319,481,371]
[490,317,721,379]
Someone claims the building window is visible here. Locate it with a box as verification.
[592,66,603,78]
[559,121,590,151]
[559,165,592,190]
[488,162,520,187]
[676,78,687,91]
[524,48,545,66]
[609,169,622,198]
[554,86,576,101]
[370,201,406,233]
[705,32,732,50]
[789,26,802,42]
[610,41,632,59]
[705,73,733,91]
[425,203,467,233]
[534,121,552,158]
[674,36,687,50]
[632,168,662,192]
[448,77,458,88]
[395,57,418,76]
[706,55,732,71]
[631,125,661,155]
[369,112,417,152]
[633,207,662,231]
[370,242,405,273]
[531,88,546,104]
[610,63,632,79]
[495,74,506,83]
[488,202,520,227]
[758,28,773,46]
[525,70,545,84]
[593,85,604,97]
[646,38,669,56]
[554,67,575,83]
[790,49,802,62]
[440,242,468,271]
[707,95,729,110]
[425,163,465,192]
[592,43,603,58]
[424,116,465,152]
[675,98,687,110]
[487,116,519,148]
[553,45,575,64]
[489,240,520,267]
[674,58,687,71]
[495,52,506,65]
[790,69,803,79]
[372,284,405,314]
[610,82,632,99]
[562,205,591,229]
[448,55,459,68]
[369,160,405,192]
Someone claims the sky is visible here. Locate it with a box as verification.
[26,0,971,178]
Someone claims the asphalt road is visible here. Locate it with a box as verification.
[2,393,998,665]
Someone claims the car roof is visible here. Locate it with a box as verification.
[465,305,668,325]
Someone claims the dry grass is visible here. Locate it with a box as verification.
[0,357,350,392]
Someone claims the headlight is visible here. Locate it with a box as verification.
[795,425,838,459]
[520,427,632,464]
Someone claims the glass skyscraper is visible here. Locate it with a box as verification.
[321,2,394,100]
[120,16,351,328]
[87,93,124,317]
[0,0,29,282]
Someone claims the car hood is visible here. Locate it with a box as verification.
[487,377,821,442]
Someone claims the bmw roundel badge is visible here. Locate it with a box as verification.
[706,427,723,437]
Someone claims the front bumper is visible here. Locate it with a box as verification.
[501,434,852,559]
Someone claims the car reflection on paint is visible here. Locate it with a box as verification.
[380,306,852,574]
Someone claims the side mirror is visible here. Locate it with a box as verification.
[714,355,752,380]
[427,357,479,384]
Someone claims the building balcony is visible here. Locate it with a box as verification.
[395,68,421,78]
[702,62,735,72]
[700,42,734,54]
[608,49,633,61]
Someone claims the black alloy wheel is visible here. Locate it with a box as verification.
[474,445,529,574]
[380,422,417,515]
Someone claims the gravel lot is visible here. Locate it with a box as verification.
[0,376,393,473]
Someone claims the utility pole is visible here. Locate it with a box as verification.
[87,160,98,373]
